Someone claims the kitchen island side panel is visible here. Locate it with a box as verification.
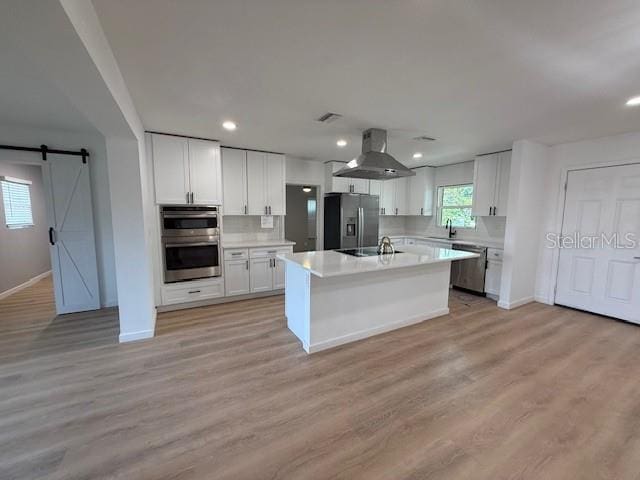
[284,262,311,351]
[307,262,451,353]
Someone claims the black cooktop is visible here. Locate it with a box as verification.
[337,247,402,257]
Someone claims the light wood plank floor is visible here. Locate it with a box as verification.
[1,277,640,479]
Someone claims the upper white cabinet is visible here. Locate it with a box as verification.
[151,133,222,205]
[247,151,286,215]
[325,161,369,194]
[188,138,222,205]
[472,150,511,217]
[222,148,286,215]
[221,148,248,215]
[379,177,409,215]
[407,167,435,216]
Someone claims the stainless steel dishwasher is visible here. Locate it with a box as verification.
[450,243,488,294]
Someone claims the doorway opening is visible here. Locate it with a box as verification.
[285,184,318,252]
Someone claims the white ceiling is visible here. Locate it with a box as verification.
[93,0,640,166]
[0,28,96,134]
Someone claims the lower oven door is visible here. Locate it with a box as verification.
[163,236,221,283]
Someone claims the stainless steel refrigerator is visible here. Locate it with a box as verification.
[324,193,379,250]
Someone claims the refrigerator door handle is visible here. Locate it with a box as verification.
[357,207,363,248]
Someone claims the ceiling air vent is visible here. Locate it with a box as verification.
[413,135,436,142]
[316,112,343,123]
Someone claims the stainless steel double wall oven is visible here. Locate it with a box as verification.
[161,206,221,283]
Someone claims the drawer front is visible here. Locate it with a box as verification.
[416,239,450,248]
[487,248,504,261]
[224,248,249,260]
[162,280,224,305]
[250,246,293,258]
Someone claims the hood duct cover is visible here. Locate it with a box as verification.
[333,128,415,180]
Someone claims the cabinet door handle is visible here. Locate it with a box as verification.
[246,260,249,269]
[265,206,267,215]
[187,192,190,204]
[395,208,398,215]
[190,192,194,204]
[420,207,423,215]
[188,290,201,294]
[244,205,247,214]
[269,206,272,215]
[231,252,243,256]
[48,227,55,246]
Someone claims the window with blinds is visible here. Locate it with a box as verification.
[1,176,34,229]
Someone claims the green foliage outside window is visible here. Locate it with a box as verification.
[438,184,476,228]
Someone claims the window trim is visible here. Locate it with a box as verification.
[1,176,34,229]
[437,183,476,230]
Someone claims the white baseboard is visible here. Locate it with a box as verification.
[307,308,450,354]
[119,329,154,343]
[156,289,283,313]
[0,270,51,300]
[497,296,535,310]
[103,298,118,308]
[534,294,553,305]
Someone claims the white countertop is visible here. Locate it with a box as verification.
[386,234,504,250]
[222,239,296,249]
[277,245,479,278]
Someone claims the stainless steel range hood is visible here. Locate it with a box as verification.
[333,128,415,180]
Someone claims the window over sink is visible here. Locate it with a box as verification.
[437,184,476,229]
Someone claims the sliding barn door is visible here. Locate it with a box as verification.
[43,154,100,314]
[555,164,640,323]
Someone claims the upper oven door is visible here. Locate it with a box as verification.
[161,209,219,236]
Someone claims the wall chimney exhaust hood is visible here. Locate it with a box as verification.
[333,128,415,180]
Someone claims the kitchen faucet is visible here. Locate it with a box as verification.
[445,219,457,239]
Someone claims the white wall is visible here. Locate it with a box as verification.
[0,162,51,295]
[534,131,640,304]
[499,140,550,309]
[0,124,117,306]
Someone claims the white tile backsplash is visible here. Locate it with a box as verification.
[405,215,506,244]
[222,215,285,243]
[380,215,505,245]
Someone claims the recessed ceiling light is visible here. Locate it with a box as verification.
[302,186,312,193]
[413,152,423,159]
[336,139,347,147]
[222,120,237,131]
[626,96,640,106]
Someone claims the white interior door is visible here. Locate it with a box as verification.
[555,164,640,323]
[43,154,100,314]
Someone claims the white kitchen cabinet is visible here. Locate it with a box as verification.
[152,133,222,205]
[494,151,511,217]
[266,153,286,215]
[394,177,409,215]
[325,161,369,194]
[161,278,224,306]
[221,148,248,215]
[380,179,396,215]
[273,258,286,289]
[246,151,286,215]
[472,150,511,217]
[380,178,409,215]
[369,180,382,198]
[188,138,222,205]
[408,167,435,216]
[152,134,190,204]
[249,257,273,293]
[484,248,503,297]
[224,258,251,296]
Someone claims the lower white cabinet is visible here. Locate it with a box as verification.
[224,245,293,296]
[484,248,503,296]
[224,258,250,296]
[250,257,273,293]
[161,278,224,306]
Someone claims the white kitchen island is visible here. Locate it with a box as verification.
[277,245,478,353]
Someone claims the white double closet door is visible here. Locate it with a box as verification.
[555,163,640,323]
[43,154,100,314]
